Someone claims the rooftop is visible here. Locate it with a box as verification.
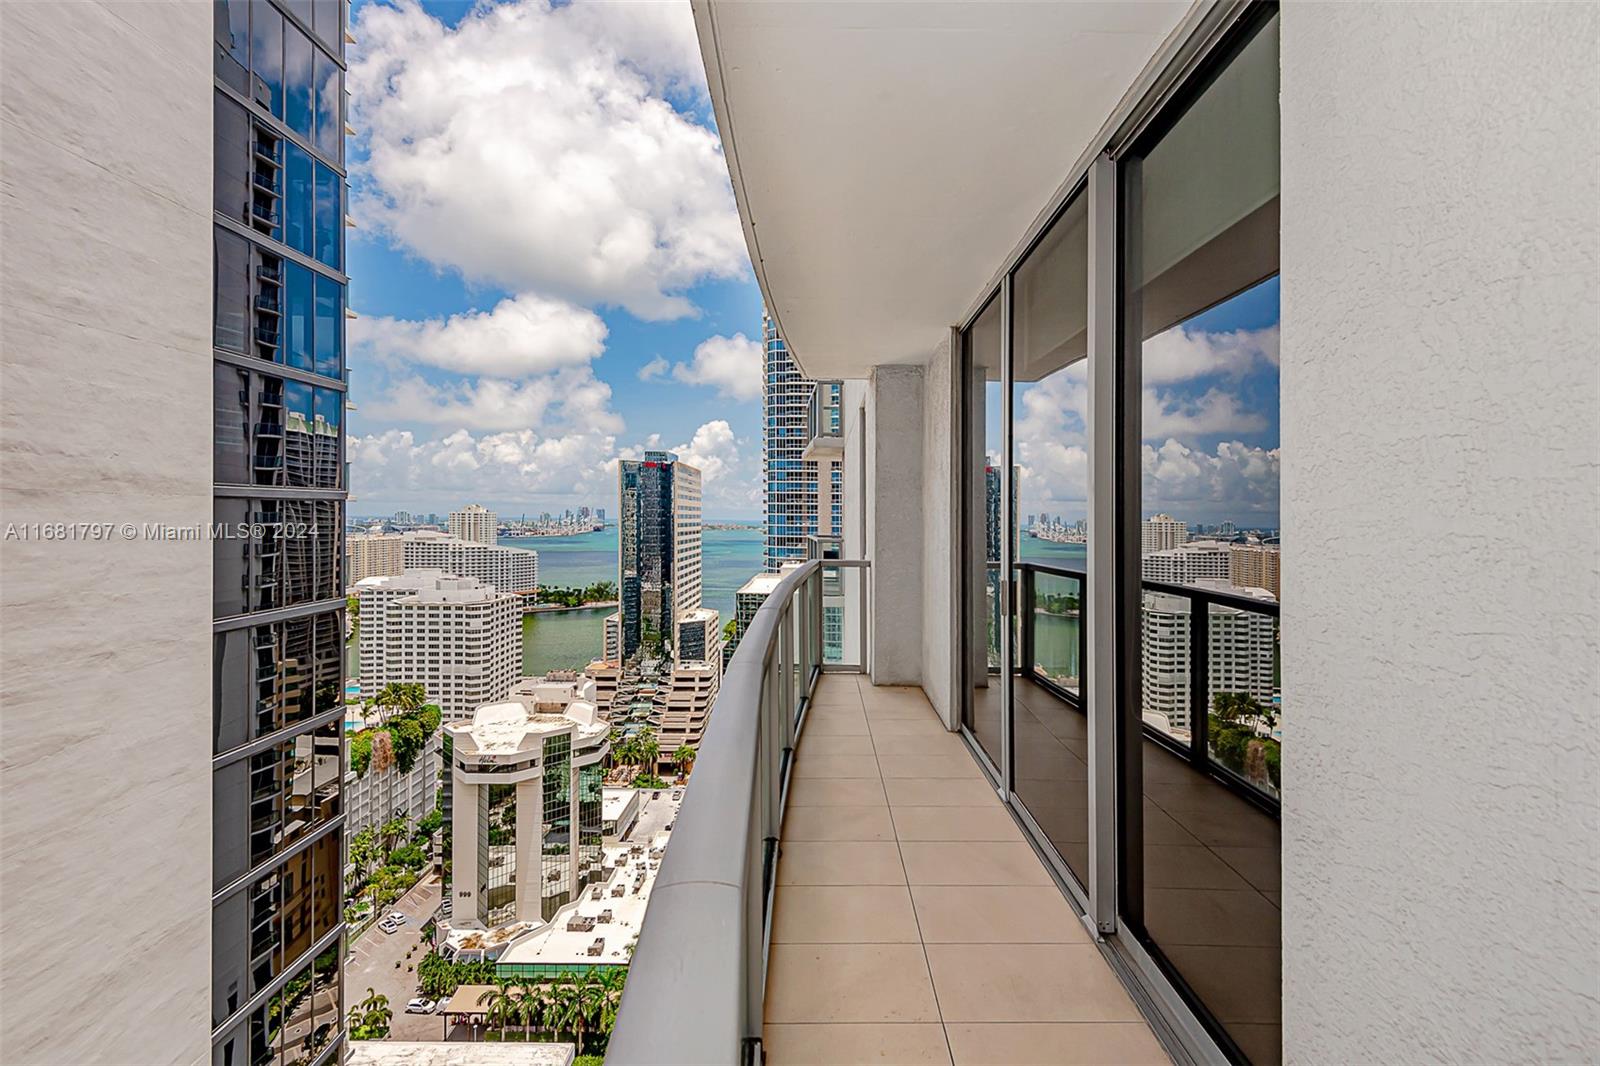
[346,1041,573,1066]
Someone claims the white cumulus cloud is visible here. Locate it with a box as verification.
[348,426,621,511]
[352,293,606,378]
[348,0,747,320]
[637,355,669,382]
[1142,438,1280,517]
[360,368,624,435]
[671,332,763,401]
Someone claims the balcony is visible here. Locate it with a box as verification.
[800,379,845,461]
[254,421,284,438]
[609,559,1165,1065]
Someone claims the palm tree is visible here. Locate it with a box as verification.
[636,728,659,774]
[477,983,519,1042]
[672,744,696,779]
[379,815,409,857]
[347,987,391,1039]
[512,981,544,1041]
[570,973,606,1055]
[596,968,626,1037]
[545,976,579,1044]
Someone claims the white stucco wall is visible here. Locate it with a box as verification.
[865,365,926,685]
[0,3,214,1063]
[920,333,958,727]
[1280,5,1600,1062]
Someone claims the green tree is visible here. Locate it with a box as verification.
[477,983,519,1041]
[349,826,379,884]
[636,728,659,773]
[347,987,391,1040]
[672,744,697,778]
[513,981,545,1040]
[380,816,410,857]
[596,968,627,1037]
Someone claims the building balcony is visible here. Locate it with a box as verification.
[800,379,845,461]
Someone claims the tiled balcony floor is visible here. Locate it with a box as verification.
[764,674,1170,1066]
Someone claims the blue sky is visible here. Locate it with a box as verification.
[343,0,768,519]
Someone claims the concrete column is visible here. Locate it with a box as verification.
[865,365,926,685]
[450,776,479,924]
[514,774,542,923]
[568,755,583,902]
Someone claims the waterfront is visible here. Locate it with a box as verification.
[508,525,766,673]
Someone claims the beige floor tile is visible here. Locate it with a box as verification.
[777,841,907,885]
[784,805,897,841]
[772,885,922,943]
[794,754,883,780]
[878,754,984,779]
[926,944,1141,1023]
[1141,846,1255,891]
[870,717,959,738]
[813,675,862,698]
[870,730,966,755]
[808,704,871,726]
[899,842,1054,886]
[799,733,878,757]
[789,777,887,807]
[864,701,939,720]
[765,943,941,1023]
[944,1023,1169,1065]
[1211,845,1280,894]
[764,1023,952,1065]
[885,778,999,807]
[891,805,1019,842]
[811,687,866,708]
[1143,888,1280,947]
[911,885,1089,944]
[806,714,872,737]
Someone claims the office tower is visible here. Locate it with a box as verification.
[617,451,702,662]
[1142,513,1189,554]
[1143,541,1234,587]
[763,312,823,571]
[448,503,497,545]
[401,530,539,597]
[345,531,405,584]
[354,572,521,718]
[1230,543,1282,598]
[1141,580,1277,735]
[674,608,723,674]
[445,676,610,926]
[598,507,607,523]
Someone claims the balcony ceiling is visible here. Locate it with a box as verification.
[695,0,1194,379]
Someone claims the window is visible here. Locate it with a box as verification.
[312,0,342,54]
[313,48,341,163]
[284,142,314,257]
[284,22,314,141]
[215,364,251,485]
[313,273,341,378]
[314,387,342,489]
[214,228,252,354]
[284,262,313,370]
[249,0,283,118]
[1120,12,1281,1064]
[284,380,314,488]
[215,1,250,97]
[960,295,1003,771]
[313,161,341,270]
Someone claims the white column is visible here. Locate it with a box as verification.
[514,774,542,922]
[450,775,479,924]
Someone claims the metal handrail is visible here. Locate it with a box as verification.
[608,558,870,1066]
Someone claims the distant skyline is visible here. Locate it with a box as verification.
[343,0,767,518]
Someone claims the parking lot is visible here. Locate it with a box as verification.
[344,872,448,1041]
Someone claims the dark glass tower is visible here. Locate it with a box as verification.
[212,2,348,1062]
[618,451,680,662]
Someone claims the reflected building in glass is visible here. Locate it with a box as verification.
[211,1,350,1062]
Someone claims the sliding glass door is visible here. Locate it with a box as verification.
[954,6,1282,1063]
[1120,11,1282,1065]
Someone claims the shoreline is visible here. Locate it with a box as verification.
[524,601,618,615]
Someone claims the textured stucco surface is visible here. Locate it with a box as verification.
[1280,4,1599,1062]
[919,334,957,727]
[0,2,214,1062]
[866,365,926,686]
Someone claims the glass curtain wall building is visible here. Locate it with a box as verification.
[212,1,349,1062]
[763,312,825,571]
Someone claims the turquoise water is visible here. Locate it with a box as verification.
[510,526,1087,675]
[508,526,766,673]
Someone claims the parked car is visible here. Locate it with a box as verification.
[378,919,399,934]
[405,997,435,1014]
[387,912,407,924]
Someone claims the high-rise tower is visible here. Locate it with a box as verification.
[762,312,825,571]
[617,451,702,662]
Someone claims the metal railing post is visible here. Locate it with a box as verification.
[1189,591,1210,767]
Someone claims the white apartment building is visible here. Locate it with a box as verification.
[1141,513,1189,554]
[342,707,441,841]
[602,613,621,663]
[673,466,703,623]
[445,676,611,928]
[1142,539,1233,586]
[402,531,539,598]
[355,571,521,718]
[448,503,497,545]
[1141,580,1277,736]
[346,532,405,584]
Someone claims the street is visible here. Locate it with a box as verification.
[344,873,448,1041]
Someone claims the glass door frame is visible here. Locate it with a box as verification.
[949,4,1279,1063]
